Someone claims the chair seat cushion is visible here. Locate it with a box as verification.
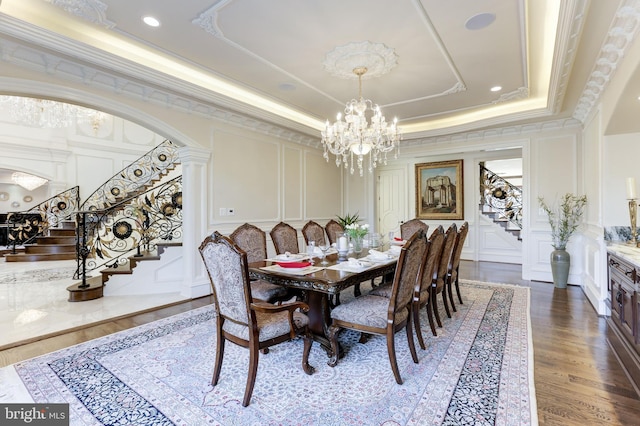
[223,310,308,342]
[250,279,290,302]
[330,295,407,329]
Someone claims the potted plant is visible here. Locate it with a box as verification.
[538,193,587,288]
[336,212,360,228]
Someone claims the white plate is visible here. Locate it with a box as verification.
[275,253,306,262]
[367,253,392,262]
[276,265,311,273]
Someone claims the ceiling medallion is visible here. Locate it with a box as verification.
[323,41,398,80]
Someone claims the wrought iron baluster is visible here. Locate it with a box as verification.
[479,165,523,229]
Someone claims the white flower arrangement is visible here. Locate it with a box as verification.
[345,223,369,239]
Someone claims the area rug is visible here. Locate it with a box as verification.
[2,280,536,425]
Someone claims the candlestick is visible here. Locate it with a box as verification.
[627,177,637,199]
[338,236,348,250]
[629,199,638,246]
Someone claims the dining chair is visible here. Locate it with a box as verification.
[270,222,300,254]
[430,223,457,331]
[199,232,314,407]
[327,229,428,385]
[446,221,469,310]
[400,218,428,241]
[302,220,326,246]
[413,226,445,345]
[324,219,344,245]
[230,223,291,303]
[370,226,444,347]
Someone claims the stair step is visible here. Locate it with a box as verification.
[5,252,76,262]
[480,205,522,242]
[59,221,76,230]
[24,243,75,254]
[0,247,25,257]
[49,229,76,237]
[67,277,104,302]
[35,236,76,245]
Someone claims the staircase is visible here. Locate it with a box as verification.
[479,204,522,241]
[67,242,182,302]
[5,221,77,262]
[100,242,180,284]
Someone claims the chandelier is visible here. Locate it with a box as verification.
[321,66,401,176]
[0,96,107,132]
[11,172,48,191]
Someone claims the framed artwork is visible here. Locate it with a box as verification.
[415,159,464,220]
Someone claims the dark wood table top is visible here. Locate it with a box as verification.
[248,252,397,295]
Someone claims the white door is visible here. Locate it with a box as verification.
[377,167,406,241]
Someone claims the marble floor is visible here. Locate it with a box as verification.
[0,258,188,348]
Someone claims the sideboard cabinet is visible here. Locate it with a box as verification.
[607,251,640,393]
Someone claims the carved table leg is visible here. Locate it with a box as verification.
[306,290,344,359]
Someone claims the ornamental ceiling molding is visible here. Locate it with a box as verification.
[401,117,583,148]
[43,0,115,29]
[492,87,529,104]
[322,41,398,80]
[191,0,467,110]
[0,27,583,152]
[573,0,640,122]
[0,31,319,147]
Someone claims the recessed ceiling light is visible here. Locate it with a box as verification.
[143,16,160,27]
[491,86,502,92]
[465,13,496,30]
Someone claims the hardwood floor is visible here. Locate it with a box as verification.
[460,261,640,425]
[1,260,639,425]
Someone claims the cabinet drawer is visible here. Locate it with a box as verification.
[609,255,637,283]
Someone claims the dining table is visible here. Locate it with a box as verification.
[248,247,399,357]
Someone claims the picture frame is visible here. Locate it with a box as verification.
[415,159,464,220]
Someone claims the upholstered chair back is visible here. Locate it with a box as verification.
[420,226,445,294]
[434,223,457,293]
[270,222,299,254]
[230,223,267,264]
[449,221,469,280]
[324,219,344,245]
[199,232,250,326]
[392,229,428,309]
[302,220,326,246]
[400,218,429,241]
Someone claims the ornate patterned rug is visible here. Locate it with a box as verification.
[2,280,536,425]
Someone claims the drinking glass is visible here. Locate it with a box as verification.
[307,241,316,265]
[318,244,331,265]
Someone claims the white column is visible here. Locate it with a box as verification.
[178,146,212,299]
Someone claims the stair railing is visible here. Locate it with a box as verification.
[6,186,80,253]
[74,175,182,286]
[479,164,523,229]
[80,139,179,212]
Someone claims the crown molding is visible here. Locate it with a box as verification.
[573,0,640,122]
[0,14,320,146]
[402,117,582,148]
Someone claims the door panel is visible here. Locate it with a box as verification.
[377,168,406,240]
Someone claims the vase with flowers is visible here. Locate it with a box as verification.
[538,193,587,288]
[345,223,369,254]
